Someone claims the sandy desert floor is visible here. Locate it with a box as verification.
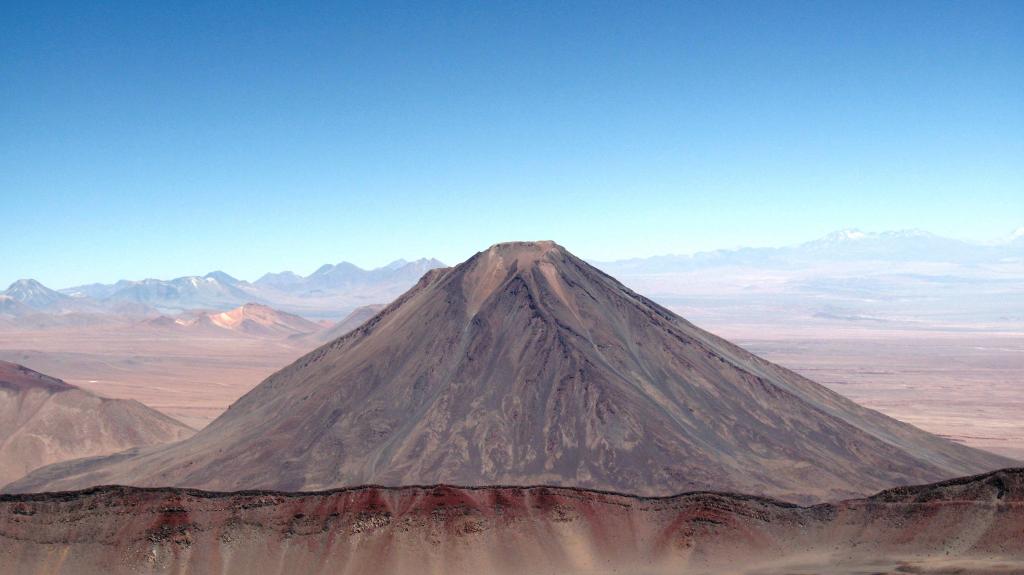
[0,321,1020,462]
[728,328,1024,461]
[0,328,306,429]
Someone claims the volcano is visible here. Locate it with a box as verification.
[6,241,1014,501]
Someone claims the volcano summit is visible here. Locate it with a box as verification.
[7,241,1013,502]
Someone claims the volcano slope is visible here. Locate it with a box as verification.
[0,362,194,486]
[5,242,1015,502]
[1,469,1023,575]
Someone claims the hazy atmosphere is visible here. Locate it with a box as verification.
[3,2,1022,287]
[2,3,1022,575]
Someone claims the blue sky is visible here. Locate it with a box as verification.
[2,1,1021,288]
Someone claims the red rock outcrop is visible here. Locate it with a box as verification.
[1,469,1022,574]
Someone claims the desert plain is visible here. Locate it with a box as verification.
[1,315,1019,462]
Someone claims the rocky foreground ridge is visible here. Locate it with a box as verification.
[1,468,1022,575]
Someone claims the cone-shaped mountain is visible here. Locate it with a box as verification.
[7,241,1014,502]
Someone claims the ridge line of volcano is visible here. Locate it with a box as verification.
[4,467,1022,507]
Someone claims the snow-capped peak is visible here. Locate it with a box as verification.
[817,229,868,243]
[4,279,58,299]
[8,278,46,290]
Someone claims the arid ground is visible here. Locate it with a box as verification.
[3,468,1023,575]
[735,330,1024,461]
[0,328,307,429]
[0,318,1020,463]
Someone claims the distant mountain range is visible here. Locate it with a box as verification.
[257,258,446,296]
[591,228,1024,329]
[2,229,1020,325]
[1,258,446,319]
[596,228,1023,274]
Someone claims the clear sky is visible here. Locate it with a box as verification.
[2,1,1022,288]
